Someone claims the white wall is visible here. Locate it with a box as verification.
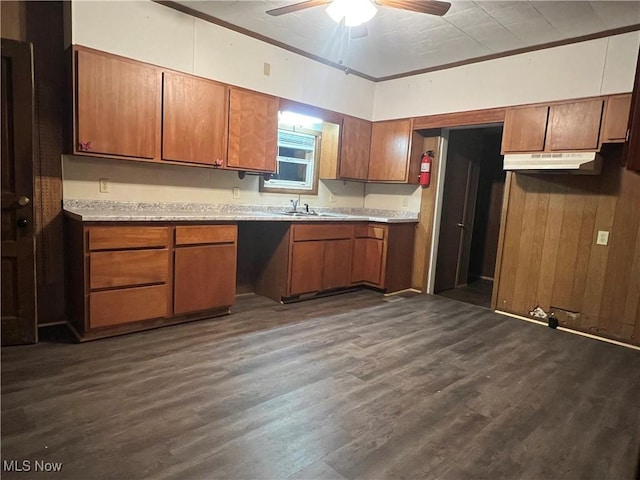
[62,155,366,209]
[71,0,374,119]
[373,31,640,121]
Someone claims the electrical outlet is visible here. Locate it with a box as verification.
[596,230,609,246]
[402,196,409,207]
[232,187,240,199]
[329,193,336,203]
[99,178,110,193]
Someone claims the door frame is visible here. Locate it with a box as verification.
[426,130,449,294]
[426,125,508,309]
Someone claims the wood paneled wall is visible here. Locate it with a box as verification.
[495,146,640,345]
[26,2,67,324]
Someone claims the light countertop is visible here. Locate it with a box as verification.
[63,201,419,224]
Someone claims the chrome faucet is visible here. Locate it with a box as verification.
[290,199,299,212]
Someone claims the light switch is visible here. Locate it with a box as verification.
[232,187,240,199]
[596,230,609,246]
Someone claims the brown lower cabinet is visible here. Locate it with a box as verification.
[66,219,237,341]
[66,218,415,340]
[289,238,352,295]
[173,225,237,315]
[254,221,416,301]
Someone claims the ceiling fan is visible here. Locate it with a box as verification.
[266,0,451,37]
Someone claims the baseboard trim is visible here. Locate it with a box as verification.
[495,310,640,351]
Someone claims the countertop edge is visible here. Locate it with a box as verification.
[63,210,418,224]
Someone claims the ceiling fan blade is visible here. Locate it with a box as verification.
[376,0,451,16]
[266,0,332,16]
[350,24,368,39]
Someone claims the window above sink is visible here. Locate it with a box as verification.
[260,111,334,195]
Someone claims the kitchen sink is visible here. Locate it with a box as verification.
[278,211,349,218]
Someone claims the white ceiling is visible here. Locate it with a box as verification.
[174,1,640,80]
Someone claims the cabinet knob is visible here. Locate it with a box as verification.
[18,196,30,207]
[79,141,92,151]
[17,218,28,228]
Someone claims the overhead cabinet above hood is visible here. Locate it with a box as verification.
[503,152,603,175]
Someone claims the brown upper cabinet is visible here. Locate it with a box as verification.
[502,97,612,154]
[368,119,422,183]
[162,72,229,166]
[601,94,632,144]
[501,105,549,153]
[339,116,372,180]
[74,48,160,159]
[73,47,277,172]
[546,98,604,151]
[227,87,278,173]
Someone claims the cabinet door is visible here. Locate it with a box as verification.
[547,99,604,151]
[227,88,278,172]
[162,72,228,165]
[351,237,383,285]
[501,105,549,153]
[174,244,237,315]
[601,94,632,143]
[339,116,371,180]
[368,119,412,182]
[289,242,323,295]
[76,49,159,159]
[322,239,352,290]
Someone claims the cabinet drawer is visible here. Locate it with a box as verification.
[175,225,237,245]
[89,285,168,328]
[88,226,169,251]
[292,224,353,241]
[354,225,386,240]
[90,249,169,290]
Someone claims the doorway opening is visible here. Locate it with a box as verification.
[434,126,505,309]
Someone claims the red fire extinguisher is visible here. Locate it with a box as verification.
[419,150,433,187]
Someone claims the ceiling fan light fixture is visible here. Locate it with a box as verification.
[326,0,377,27]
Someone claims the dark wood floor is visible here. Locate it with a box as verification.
[437,278,494,309]
[2,290,639,480]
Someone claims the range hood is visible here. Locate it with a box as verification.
[503,152,602,175]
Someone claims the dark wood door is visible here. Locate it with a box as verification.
[227,88,278,172]
[1,39,37,345]
[322,239,352,290]
[75,48,159,159]
[435,130,482,293]
[162,72,228,166]
[174,244,237,315]
[368,119,412,182]
[339,116,371,180]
